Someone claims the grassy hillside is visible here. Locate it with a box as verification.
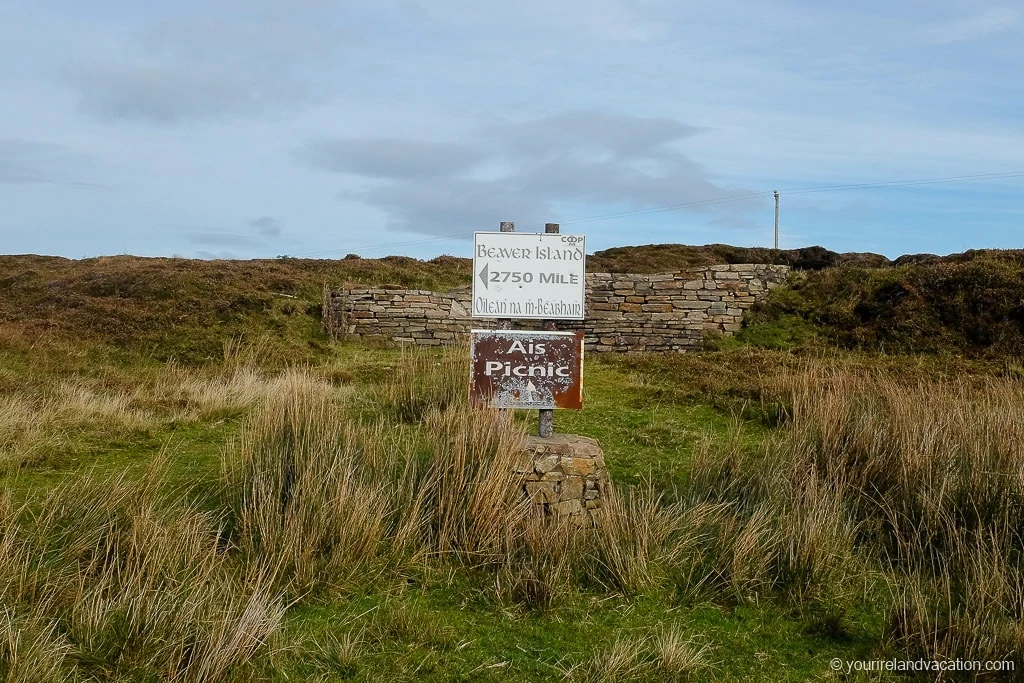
[741,250,1024,356]
[586,243,891,272]
[3,247,1024,679]
[0,254,469,363]
[4,245,1024,362]
[7,245,1021,361]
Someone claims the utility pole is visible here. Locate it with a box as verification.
[773,190,780,250]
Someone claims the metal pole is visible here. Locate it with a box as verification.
[538,222,559,438]
[773,190,779,250]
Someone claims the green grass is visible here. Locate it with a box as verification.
[4,249,1024,680]
[746,253,1024,356]
[550,361,765,491]
[0,339,880,679]
[0,337,896,681]
[6,336,1024,679]
[271,571,876,682]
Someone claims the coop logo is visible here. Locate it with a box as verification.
[560,235,584,246]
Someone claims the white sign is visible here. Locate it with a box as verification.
[472,232,586,319]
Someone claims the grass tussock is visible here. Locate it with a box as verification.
[0,462,285,682]
[369,344,468,422]
[222,370,412,597]
[771,366,1024,661]
[0,353,352,471]
[561,627,714,682]
[221,363,530,599]
[416,404,529,559]
[6,324,1024,677]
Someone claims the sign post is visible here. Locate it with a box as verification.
[538,222,561,437]
[470,330,583,410]
[497,221,515,331]
[471,223,586,437]
[472,231,586,320]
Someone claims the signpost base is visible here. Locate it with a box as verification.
[538,409,553,437]
[516,434,611,526]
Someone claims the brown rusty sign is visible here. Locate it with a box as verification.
[470,329,583,410]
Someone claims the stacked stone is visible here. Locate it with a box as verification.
[330,288,470,345]
[580,264,787,352]
[325,264,789,353]
[515,434,610,523]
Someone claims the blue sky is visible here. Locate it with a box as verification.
[1,0,1022,260]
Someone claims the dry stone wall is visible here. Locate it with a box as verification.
[324,264,788,353]
[516,434,610,524]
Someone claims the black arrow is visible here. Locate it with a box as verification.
[478,263,489,289]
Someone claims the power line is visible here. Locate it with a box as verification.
[291,170,1024,258]
[781,171,1024,195]
[549,192,766,227]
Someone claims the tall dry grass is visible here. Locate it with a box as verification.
[368,344,467,422]
[221,363,530,599]
[560,626,714,682]
[780,367,1024,662]
[0,353,343,469]
[7,333,1024,673]
[222,370,412,597]
[0,462,285,681]
[484,357,1024,663]
[415,405,529,559]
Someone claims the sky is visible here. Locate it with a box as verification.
[1,0,1022,261]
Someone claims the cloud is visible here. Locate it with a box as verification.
[296,139,484,179]
[494,111,702,161]
[299,111,752,236]
[0,138,95,186]
[248,216,283,237]
[66,17,338,124]
[409,0,673,43]
[68,61,310,125]
[925,7,1018,43]
[183,230,266,249]
[185,216,285,250]
[195,250,240,260]
[345,177,552,238]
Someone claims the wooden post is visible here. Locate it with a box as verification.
[495,221,514,424]
[338,285,348,340]
[322,283,335,340]
[497,221,514,330]
[538,222,560,438]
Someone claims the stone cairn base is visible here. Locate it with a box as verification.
[515,434,611,524]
